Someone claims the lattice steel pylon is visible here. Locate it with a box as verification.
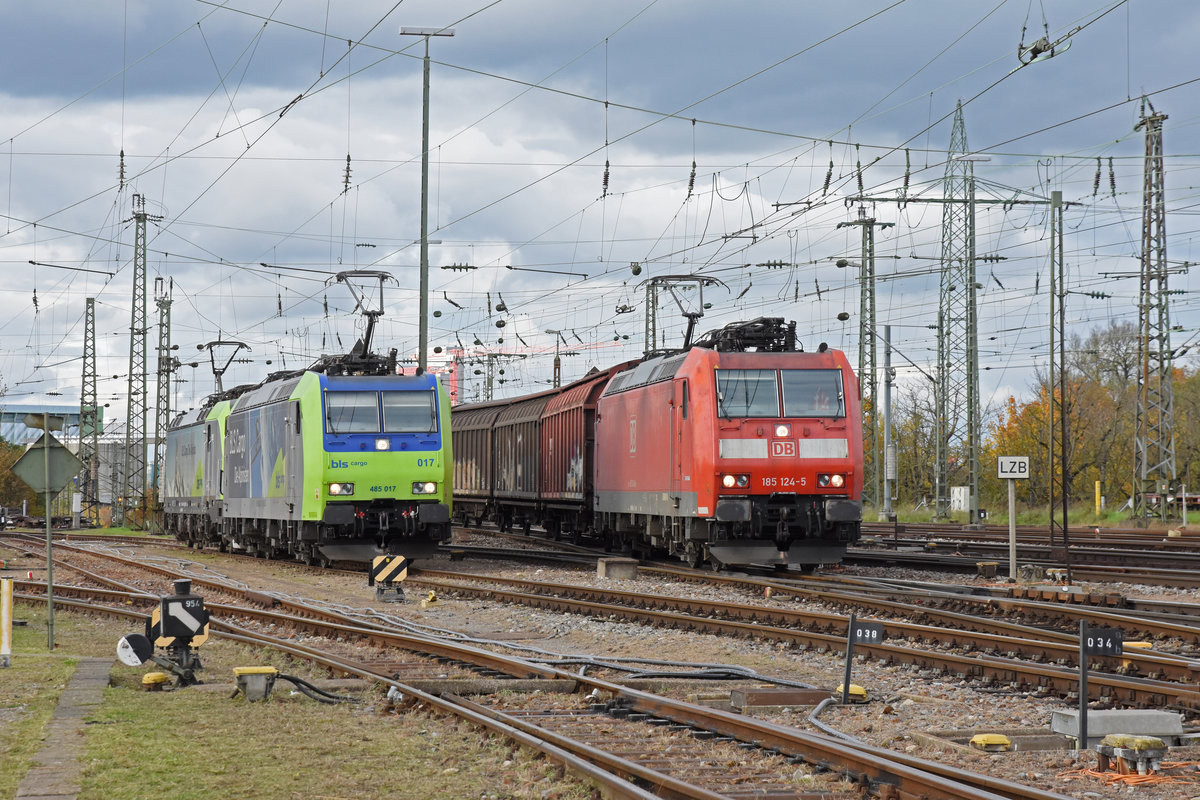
[121,194,160,529]
[837,208,892,510]
[78,298,100,525]
[934,101,981,523]
[151,277,174,531]
[1134,98,1175,521]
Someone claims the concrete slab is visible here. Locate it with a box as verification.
[730,687,833,711]
[1051,708,1186,748]
[597,557,638,580]
[16,657,112,800]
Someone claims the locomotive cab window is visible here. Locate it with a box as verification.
[716,370,780,417]
[781,369,844,417]
[325,391,380,433]
[383,391,438,433]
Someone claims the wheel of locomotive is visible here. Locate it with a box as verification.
[522,518,532,535]
[685,542,704,569]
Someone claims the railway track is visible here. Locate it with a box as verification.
[3,534,1081,800]
[406,569,1200,709]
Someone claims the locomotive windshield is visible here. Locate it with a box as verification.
[325,389,439,434]
[715,368,845,418]
[325,391,379,433]
[781,369,844,417]
[382,391,438,433]
[716,370,780,417]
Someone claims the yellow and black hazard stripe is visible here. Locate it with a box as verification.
[369,555,408,586]
[147,606,210,648]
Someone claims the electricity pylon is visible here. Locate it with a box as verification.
[120,194,159,529]
[79,298,100,525]
[837,208,893,510]
[1134,98,1176,522]
[934,101,981,524]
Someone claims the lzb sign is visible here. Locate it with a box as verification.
[998,456,1029,480]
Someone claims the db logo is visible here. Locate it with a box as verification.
[770,440,796,457]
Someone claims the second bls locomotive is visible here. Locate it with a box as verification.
[451,318,862,568]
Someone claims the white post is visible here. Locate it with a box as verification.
[1007,478,1017,581]
[1,577,12,668]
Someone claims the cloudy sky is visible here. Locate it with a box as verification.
[0,0,1195,424]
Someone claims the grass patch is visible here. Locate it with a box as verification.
[1,603,600,799]
[866,503,1167,529]
[0,608,80,800]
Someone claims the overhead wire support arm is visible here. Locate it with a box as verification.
[28,260,115,278]
[505,265,588,279]
[843,194,1079,208]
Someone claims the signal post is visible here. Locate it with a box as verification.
[998,456,1029,580]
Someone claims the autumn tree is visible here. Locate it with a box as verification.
[0,439,41,514]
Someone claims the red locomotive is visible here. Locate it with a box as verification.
[451,318,863,568]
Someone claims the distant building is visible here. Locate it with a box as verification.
[0,404,94,445]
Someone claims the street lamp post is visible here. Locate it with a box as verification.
[399,26,455,374]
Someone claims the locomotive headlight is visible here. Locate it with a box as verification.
[817,473,845,489]
[375,438,391,451]
[412,481,438,495]
[721,473,750,490]
[328,482,355,496]
[774,423,791,437]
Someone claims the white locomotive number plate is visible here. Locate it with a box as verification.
[762,476,805,488]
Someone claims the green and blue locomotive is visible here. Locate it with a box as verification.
[163,361,453,563]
